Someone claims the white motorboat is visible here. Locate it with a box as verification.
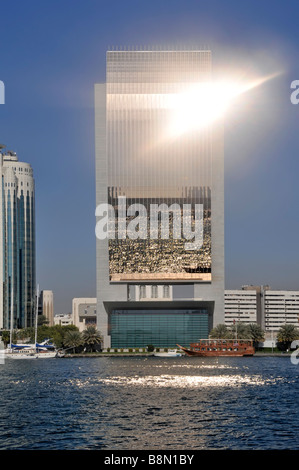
[154,349,182,357]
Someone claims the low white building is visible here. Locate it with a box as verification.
[225,286,299,347]
[264,290,299,332]
[54,313,73,326]
[224,289,257,325]
[72,298,97,332]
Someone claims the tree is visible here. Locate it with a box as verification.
[209,322,264,347]
[25,327,35,343]
[209,324,230,339]
[37,315,49,326]
[1,330,10,347]
[35,324,79,348]
[82,326,103,352]
[229,322,252,340]
[63,330,83,353]
[248,323,265,349]
[277,324,299,351]
[17,329,29,342]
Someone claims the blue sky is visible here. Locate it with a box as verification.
[0,0,299,314]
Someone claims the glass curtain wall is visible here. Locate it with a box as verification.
[107,49,212,282]
[110,308,209,348]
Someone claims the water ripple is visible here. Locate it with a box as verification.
[0,356,298,450]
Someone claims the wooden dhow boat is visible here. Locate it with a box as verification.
[177,339,255,357]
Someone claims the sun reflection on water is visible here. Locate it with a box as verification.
[102,374,266,388]
[152,364,240,370]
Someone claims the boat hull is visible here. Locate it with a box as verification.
[154,353,182,357]
[36,352,57,358]
[6,350,57,359]
[154,349,182,357]
[7,354,38,359]
[177,341,255,357]
[179,348,253,357]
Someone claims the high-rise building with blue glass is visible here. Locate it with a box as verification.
[0,146,36,330]
[95,48,224,349]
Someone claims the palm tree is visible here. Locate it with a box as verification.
[209,324,230,339]
[248,323,265,349]
[228,322,251,340]
[1,330,10,347]
[63,330,83,353]
[277,324,299,351]
[82,326,103,352]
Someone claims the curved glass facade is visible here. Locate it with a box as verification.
[0,152,35,329]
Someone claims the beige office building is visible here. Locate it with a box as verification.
[39,290,54,326]
[72,298,97,332]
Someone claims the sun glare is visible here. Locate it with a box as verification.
[166,72,279,137]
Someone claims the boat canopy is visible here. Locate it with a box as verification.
[10,343,55,350]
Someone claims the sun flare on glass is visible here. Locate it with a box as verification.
[166,73,278,137]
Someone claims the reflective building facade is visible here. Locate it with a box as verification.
[95,48,224,348]
[0,148,36,330]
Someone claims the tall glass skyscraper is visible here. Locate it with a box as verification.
[95,48,224,348]
[0,146,36,330]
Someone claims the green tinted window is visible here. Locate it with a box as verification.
[110,309,209,347]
